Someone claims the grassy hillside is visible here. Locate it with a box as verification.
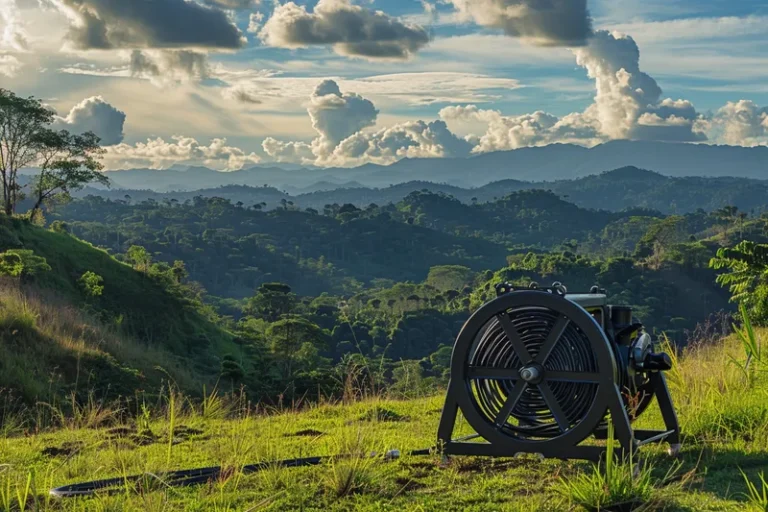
[1,330,767,511]
[0,217,245,409]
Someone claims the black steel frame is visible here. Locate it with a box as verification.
[437,290,680,462]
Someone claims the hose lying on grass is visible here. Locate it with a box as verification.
[49,448,434,498]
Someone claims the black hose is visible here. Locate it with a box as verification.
[49,448,433,498]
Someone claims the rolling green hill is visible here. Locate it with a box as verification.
[0,216,247,408]
[71,166,768,215]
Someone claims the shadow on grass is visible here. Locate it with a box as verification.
[644,442,768,506]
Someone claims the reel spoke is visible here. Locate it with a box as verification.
[467,366,520,380]
[494,380,527,427]
[545,371,600,383]
[496,312,533,363]
[537,382,570,432]
[535,316,569,365]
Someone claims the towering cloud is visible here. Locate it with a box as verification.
[52,96,126,145]
[259,0,431,60]
[573,31,704,142]
[308,80,379,159]
[263,80,472,166]
[448,0,592,46]
[50,0,245,50]
[442,30,707,153]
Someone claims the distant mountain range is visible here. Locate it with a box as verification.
[74,165,768,215]
[99,140,768,193]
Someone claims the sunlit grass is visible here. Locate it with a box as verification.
[0,330,766,510]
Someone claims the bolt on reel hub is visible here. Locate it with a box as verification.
[438,283,680,462]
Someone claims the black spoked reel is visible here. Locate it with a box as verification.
[438,283,680,462]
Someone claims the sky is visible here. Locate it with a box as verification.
[1,0,767,170]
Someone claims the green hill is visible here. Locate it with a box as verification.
[74,166,768,216]
[0,216,246,408]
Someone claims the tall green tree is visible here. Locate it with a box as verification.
[0,89,54,214]
[30,130,108,217]
[0,89,108,216]
[266,316,329,392]
[244,282,297,321]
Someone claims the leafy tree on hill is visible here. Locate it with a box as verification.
[266,316,330,394]
[0,89,108,216]
[244,282,297,321]
[127,245,151,272]
[30,130,108,219]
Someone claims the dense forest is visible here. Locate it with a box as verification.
[5,169,767,409]
[71,166,768,215]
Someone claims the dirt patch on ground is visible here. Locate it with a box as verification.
[286,429,326,438]
[42,441,84,457]
[354,407,409,423]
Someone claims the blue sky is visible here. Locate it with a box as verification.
[1,0,767,169]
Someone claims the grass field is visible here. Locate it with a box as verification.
[2,330,768,511]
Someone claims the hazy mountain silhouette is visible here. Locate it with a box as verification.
[102,141,767,192]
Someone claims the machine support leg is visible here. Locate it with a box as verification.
[608,386,636,457]
[437,381,459,447]
[651,372,680,445]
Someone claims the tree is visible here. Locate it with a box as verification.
[127,245,151,272]
[30,130,108,217]
[0,89,54,214]
[710,241,768,323]
[266,316,329,391]
[170,260,188,284]
[1,89,108,216]
[244,282,297,321]
[713,205,739,241]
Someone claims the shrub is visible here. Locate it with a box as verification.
[78,271,104,298]
[0,249,51,278]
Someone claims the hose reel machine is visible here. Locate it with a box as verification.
[438,283,681,462]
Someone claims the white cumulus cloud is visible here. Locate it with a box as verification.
[105,136,261,170]
[708,100,768,146]
[52,96,126,145]
[262,79,473,166]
